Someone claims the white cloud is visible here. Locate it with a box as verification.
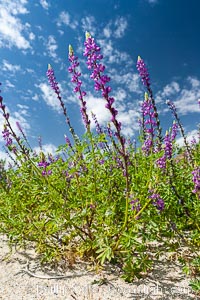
[2,60,21,72]
[26,68,35,74]
[0,149,15,168]
[46,35,58,60]
[15,104,29,116]
[103,26,112,38]
[0,150,10,162]
[58,29,64,36]
[98,38,133,67]
[5,80,15,89]
[99,39,113,58]
[102,17,128,39]
[162,81,180,97]
[85,93,110,129]
[110,70,140,93]
[56,11,78,30]
[38,82,62,113]
[84,92,140,137]
[29,32,35,40]
[33,143,57,156]
[32,94,39,101]
[114,17,128,38]
[147,0,158,4]
[118,109,140,136]
[39,0,50,10]
[113,88,127,102]
[187,76,200,88]
[0,0,33,50]
[175,129,199,147]
[157,77,200,115]
[81,16,96,36]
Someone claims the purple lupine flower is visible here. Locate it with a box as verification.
[164,131,173,159]
[99,159,105,165]
[171,121,178,141]
[83,32,124,147]
[163,123,178,160]
[153,198,165,211]
[192,167,200,199]
[137,59,163,150]
[140,93,157,155]
[166,99,176,113]
[64,134,72,148]
[68,45,90,129]
[91,112,103,134]
[166,99,193,163]
[156,122,178,169]
[46,64,67,117]
[148,190,165,211]
[2,125,12,147]
[38,158,52,176]
[130,198,141,211]
[156,156,166,169]
[46,65,61,97]
[191,136,197,145]
[136,56,150,87]
[129,197,141,219]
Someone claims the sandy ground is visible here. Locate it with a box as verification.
[0,234,199,300]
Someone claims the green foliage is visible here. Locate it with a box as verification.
[0,132,199,286]
[0,47,199,292]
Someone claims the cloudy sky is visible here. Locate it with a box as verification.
[0,0,199,158]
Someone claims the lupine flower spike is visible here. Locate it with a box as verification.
[68,44,91,131]
[137,56,162,150]
[166,99,193,165]
[84,32,130,230]
[83,32,125,151]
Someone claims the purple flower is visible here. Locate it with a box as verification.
[68,45,90,129]
[136,56,150,87]
[156,123,178,169]
[148,190,165,211]
[166,99,176,113]
[99,159,105,165]
[46,64,67,117]
[90,203,96,209]
[38,158,52,176]
[164,131,173,159]
[2,125,12,147]
[192,167,200,198]
[171,121,178,141]
[156,156,166,169]
[91,112,103,134]
[129,197,141,219]
[46,64,61,97]
[83,32,125,147]
[140,93,157,155]
[64,134,72,148]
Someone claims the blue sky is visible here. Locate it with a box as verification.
[0,0,199,159]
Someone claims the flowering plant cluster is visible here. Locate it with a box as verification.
[0,33,199,285]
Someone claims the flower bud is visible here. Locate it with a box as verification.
[69,44,73,56]
[85,31,91,40]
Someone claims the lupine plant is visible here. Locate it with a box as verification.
[0,33,200,290]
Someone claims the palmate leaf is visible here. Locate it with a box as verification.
[96,238,114,265]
